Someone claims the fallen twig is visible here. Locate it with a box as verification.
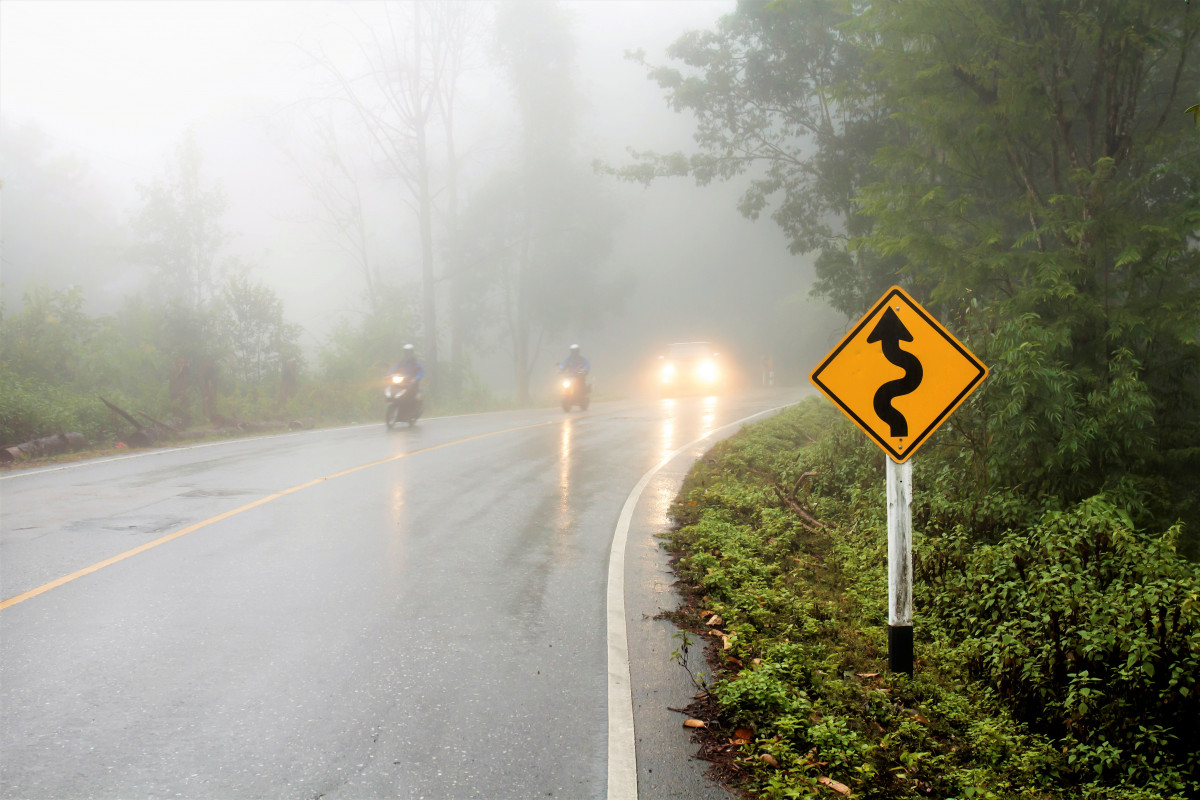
[773,485,827,532]
[137,410,181,434]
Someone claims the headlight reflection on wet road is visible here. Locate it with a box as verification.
[701,394,718,437]
[558,417,574,526]
[386,478,407,575]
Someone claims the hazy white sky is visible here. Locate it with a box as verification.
[1,1,836,378]
[1,1,737,305]
[3,2,305,169]
[1,0,733,176]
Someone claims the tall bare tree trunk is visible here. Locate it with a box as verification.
[412,1,438,382]
[513,219,532,405]
[445,103,463,370]
[308,0,480,392]
[278,116,380,315]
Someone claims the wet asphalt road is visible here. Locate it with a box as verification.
[1,389,807,799]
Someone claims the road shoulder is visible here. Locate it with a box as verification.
[625,461,732,799]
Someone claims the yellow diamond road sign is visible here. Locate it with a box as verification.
[810,286,987,462]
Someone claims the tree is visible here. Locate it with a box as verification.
[0,285,96,384]
[313,0,483,387]
[316,283,419,384]
[132,132,229,313]
[459,161,623,403]
[214,273,302,388]
[431,2,488,372]
[486,0,622,403]
[609,0,901,317]
[627,0,1200,535]
[851,0,1200,521]
[130,133,232,422]
[278,114,384,316]
[0,119,125,309]
[131,134,305,422]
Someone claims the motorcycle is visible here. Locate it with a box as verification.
[560,370,590,412]
[385,374,423,428]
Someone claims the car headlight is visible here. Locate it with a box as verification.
[697,360,718,382]
[661,363,675,382]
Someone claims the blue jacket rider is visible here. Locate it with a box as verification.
[389,344,424,381]
[558,344,589,375]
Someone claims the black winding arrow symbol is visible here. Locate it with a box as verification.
[866,307,923,437]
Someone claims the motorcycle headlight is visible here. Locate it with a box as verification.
[562,379,573,389]
[697,360,718,382]
[392,375,404,384]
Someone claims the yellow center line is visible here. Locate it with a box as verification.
[0,418,562,612]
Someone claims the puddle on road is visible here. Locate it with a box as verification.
[179,488,260,498]
[63,516,189,535]
[102,518,186,534]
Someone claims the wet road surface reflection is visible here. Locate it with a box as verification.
[386,476,407,576]
[701,394,718,437]
[653,395,722,522]
[557,417,574,530]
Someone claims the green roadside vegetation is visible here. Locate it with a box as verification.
[666,398,1199,800]
[0,283,501,460]
[631,6,1200,792]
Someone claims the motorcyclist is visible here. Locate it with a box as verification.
[385,343,424,427]
[558,344,589,377]
[388,344,424,382]
[559,343,591,401]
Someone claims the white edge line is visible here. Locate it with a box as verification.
[606,404,789,799]
[0,425,362,481]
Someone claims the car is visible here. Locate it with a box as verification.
[658,341,724,396]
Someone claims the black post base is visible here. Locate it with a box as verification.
[889,625,913,675]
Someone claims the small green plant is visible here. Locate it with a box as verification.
[669,629,708,692]
[664,399,1199,799]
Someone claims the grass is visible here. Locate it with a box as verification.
[662,398,1199,800]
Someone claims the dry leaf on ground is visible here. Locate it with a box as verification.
[819,775,851,795]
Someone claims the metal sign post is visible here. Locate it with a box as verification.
[886,456,913,675]
[810,286,987,675]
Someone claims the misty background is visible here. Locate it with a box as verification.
[0,0,844,403]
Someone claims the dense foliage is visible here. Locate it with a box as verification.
[0,283,292,446]
[0,275,510,450]
[667,400,1199,799]
[624,0,1200,556]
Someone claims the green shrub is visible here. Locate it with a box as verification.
[0,369,134,447]
[925,498,1200,791]
[665,399,1199,799]
[0,370,73,444]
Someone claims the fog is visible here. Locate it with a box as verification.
[0,0,844,401]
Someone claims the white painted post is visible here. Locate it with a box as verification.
[886,456,914,674]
